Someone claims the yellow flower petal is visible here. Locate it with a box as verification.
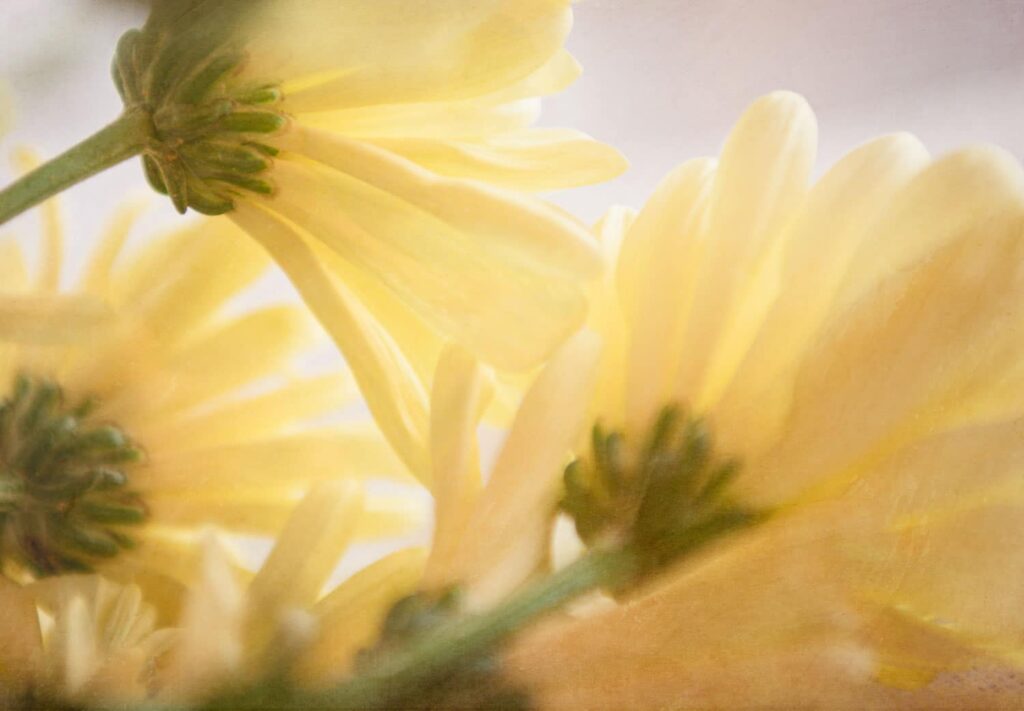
[367,127,627,190]
[78,197,148,296]
[748,181,1024,506]
[115,221,269,349]
[672,91,816,405]
[615,158,716,435]
[137,428,412,493]
[265,132,597,370]
[712,133,930,456]
[0,295,115,344]
[297,548,427,684]
[248,480,362,616]
[422,346,489,589]
[242,0,572,112]
[231,202,431,482]
[454,330,601,607]
[132,373,357,450]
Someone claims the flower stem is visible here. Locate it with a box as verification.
[0,109,152,226]
[212,547,641,711]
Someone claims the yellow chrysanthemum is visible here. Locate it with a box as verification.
[127,335,599,707]
[500,92,1024,708]
[0,573,171,707]
[109,0,626,479]
[143,482,423,704]
[0,193,420,608]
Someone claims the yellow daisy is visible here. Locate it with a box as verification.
[499,92,1024,708]
[94,0,627,479]
[0,190,419,609]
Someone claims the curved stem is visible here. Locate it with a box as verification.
[207,547,640,711]
[0,109,152,226]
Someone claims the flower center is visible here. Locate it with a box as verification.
[0,374,146,577]
[561,405,763,583]
[113,24,287,216]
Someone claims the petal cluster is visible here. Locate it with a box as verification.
[507,92,1024,708]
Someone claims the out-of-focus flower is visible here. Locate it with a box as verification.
[501,92,1024,708]
[0,573,172,707]
[0,184,419,614]
[112,0,626,478]
[292,333,600,690]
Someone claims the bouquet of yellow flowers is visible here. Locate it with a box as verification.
[0,2,1022,709]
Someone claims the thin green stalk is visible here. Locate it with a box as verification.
[211,547,641,711]
[0,109,152,226]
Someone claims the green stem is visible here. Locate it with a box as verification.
[0,109,152,226]
[215,547,641,711]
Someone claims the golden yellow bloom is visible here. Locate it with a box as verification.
[502,92,1024,708]
[0,193,418,609]
[115,0,626,478]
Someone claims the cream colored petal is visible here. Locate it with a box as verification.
[300,98,540,141]
[79,197,148,296]
[0,238,29,293]
[241,0,571,112]
[313,244,445,390]
[277,128,602,281]
[296,548,427,684]
[615,159,716,435]
[506,513,870,710]
[713,133,930,457]
[861,503,1024,652]
[264,136,595,371]
[144,489,422,538]
[56,596,98,696]
[672,91,816,405]
[160,534,245,701]
[133,373,358,451]
[422,346,489,589]
[138,427,412,493]
[230,203,431,482]
[248,480,362,618]
[746,193,1024,507]
[587,206,636,426]
[367,128,627,190]
[0,295,115,344]
[111,220,269,348]
[512,636,874,711]
[833,146,1024,315]
[300,49,579,140]
[105,306,313,420]
[454,331,601,607]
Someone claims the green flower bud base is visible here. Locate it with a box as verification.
[113,27,287,216]
[562,405,764,584]
[0,374,146,576]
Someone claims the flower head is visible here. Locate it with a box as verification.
[0,573,171,707]
[504,92,1024,708]
[112,1,625,415]
[0,191,416,607]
